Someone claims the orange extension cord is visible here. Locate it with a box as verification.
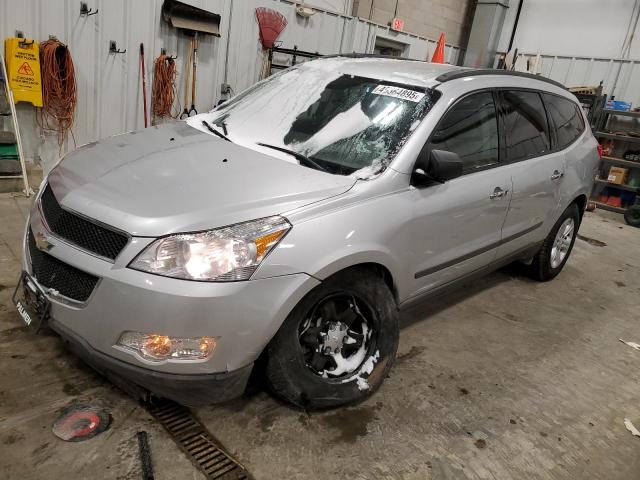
[152,54,178,121]
[38,39,77,149]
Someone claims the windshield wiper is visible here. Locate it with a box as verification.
[257,142,328,172]
[201,120,231,142]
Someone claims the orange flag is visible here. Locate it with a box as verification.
[431,33,445,63]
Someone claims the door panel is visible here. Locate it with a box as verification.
[497,153,565,258]
[407,168,512,298]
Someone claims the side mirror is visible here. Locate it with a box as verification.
[412,148,464,186]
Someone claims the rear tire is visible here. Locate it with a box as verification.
[265,267,399,410]
[624,204,640,228]
[525,203,580,281]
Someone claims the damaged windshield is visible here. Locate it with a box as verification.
[190,59,439,178]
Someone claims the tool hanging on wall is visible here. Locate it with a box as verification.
[189,33,198,117]
[161,0,221,117]
[38,38,77,151]
[178,33,199,118]
[179,38,193,119]
[151,51,177,122]
[255,8,288,79]
[140,43,148,127]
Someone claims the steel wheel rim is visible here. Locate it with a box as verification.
[550,217,575,268]
[297,292,375,379]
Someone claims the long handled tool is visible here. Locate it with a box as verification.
[188,33,198,116]
[140,43,148,127]
[179,37,192,119]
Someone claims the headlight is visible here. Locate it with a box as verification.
[129,216,291,281]
[117,331,216,361]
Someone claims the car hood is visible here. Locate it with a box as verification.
[46,122,355,236]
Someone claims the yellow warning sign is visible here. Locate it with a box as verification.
[4,37,43,107]
[18,62,35,76]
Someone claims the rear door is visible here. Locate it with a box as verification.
[494,89,565,259]
[406,90,512,298]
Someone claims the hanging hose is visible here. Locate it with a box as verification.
[151,54,178,122]
[38,39,77,150]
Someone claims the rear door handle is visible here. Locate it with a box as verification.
[489,187,507,199]
[551,170,564,180]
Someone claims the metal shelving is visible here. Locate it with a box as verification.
[596,132,640,144]
[0,51,31,195]
[592,201,627,214]
[601,108,640,118]
[600,155,640,168]
[592,108,640,214]
[594,178,639,192]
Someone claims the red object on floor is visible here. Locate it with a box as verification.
[255,7,288,49]
[431,33,446,63]
[52,404,112,442]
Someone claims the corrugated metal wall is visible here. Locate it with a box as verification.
[493,0,640,110]
[493,52,640,108]
[0,0,463,167]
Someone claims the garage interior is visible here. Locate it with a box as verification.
[1,0,640,479]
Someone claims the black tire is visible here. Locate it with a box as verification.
[265,267,399,410]
[525,203,580,281]
[624,204,640,228]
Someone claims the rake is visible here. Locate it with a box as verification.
[255,7,287,78]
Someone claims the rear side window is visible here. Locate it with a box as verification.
[499,90,550,161]
[429,91,499,173]
[542,94,585,149]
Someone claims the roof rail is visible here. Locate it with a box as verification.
[435,69,566,90]
[321,53,421,62]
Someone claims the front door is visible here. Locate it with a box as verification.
[405,90,511,299]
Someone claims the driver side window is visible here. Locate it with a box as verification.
[429,91,499,174]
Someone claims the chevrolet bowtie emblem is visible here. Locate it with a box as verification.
[35,232,53,252]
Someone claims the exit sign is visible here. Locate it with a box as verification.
[391,17,404,31]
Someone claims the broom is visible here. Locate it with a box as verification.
[255,7,287,79]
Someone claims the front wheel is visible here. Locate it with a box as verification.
[265,268,399,410]
[525,203,580,281]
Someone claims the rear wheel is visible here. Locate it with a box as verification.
[624,204,640,228]
[525,203,580,281]
[265,268,398,410]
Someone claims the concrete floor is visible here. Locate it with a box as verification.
[1,187,639,480]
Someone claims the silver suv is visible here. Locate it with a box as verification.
[16,56,598,409]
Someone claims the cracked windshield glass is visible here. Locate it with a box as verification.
[192,59,439,178]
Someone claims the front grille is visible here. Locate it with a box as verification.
[28,229,99,302]
[40,184,128,260]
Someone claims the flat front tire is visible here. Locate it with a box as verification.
[265,267,399,410]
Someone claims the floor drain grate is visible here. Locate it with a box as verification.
[147,399,252,480]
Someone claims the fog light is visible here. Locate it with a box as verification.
[117,331,216,361]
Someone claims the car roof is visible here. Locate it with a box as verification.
[304,55,566,94]
[303,55,465,89]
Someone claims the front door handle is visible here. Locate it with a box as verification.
[489,187,507,199]
[551,170,564,180]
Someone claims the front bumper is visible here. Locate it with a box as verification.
[51,319,253,406]
[24,202,320,402]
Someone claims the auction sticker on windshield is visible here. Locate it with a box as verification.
[372,85,425,102]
